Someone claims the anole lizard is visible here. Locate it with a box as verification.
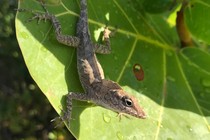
[18,0,146,124]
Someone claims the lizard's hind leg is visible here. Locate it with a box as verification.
[16,1,80,47]
[94,26,118,54]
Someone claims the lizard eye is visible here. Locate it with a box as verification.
[122,96,133,107]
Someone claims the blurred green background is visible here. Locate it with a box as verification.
[0,0,74,139]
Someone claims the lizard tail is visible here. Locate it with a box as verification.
[77,0,88,35]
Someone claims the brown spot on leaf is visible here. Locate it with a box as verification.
[133,64,144,81]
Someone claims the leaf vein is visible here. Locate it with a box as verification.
[116,38,137,83]
[176,54,210,130]
[113,0,139,34]
[154,50,167,140]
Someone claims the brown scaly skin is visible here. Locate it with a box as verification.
[17,0,146,126]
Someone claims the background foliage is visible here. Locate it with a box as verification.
[0,0,74,139]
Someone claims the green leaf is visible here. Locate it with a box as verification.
[185,0,210,44]
[142,0,178,14]
[16,0,210,139]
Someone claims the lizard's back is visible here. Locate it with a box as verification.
[76,0,104,91]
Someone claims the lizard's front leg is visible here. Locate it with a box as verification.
[60,92,90,126]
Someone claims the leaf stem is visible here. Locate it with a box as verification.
[176,0,193,48]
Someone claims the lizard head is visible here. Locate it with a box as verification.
[107,89,146,119]
[98,79,146,119]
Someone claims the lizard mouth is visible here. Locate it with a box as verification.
[135,111,146,119]
[133,107,146,119]
[139,113,147,119]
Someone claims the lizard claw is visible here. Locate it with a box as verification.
[50,116,64,128]
[103,26,118,41]
[103,27,112,39]
[116,112,131,121]
[16,1,51,24]
[51,114,72,128]
[51,107,73,128]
